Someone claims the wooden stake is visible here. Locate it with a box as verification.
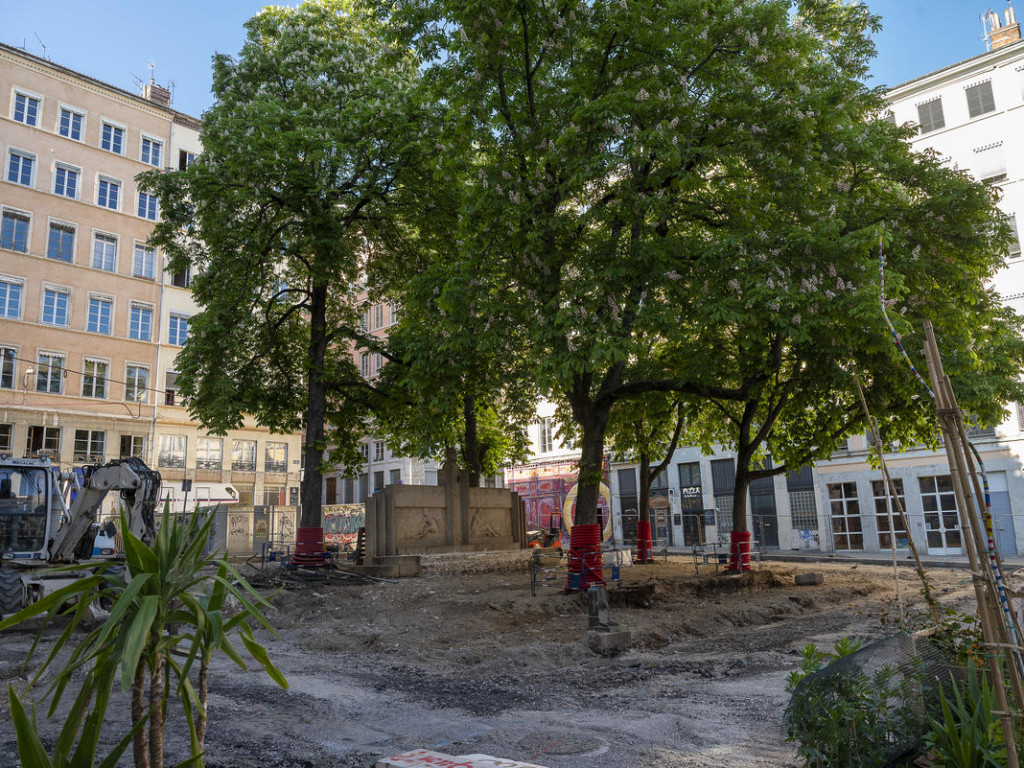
[922,320,1021,768]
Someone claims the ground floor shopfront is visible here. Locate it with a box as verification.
[605,434,1024,559]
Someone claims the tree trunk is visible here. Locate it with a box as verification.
[638,450,651,529]
[573,409,610,529]
[196,658,209,753]
[462,395,481,487]
[149,654,164,768]
[132,664,149,768]
[301,279,329,530]
[731,459,751,534]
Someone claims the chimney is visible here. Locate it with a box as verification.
[142,79,172,108]
[987,2,1022,49]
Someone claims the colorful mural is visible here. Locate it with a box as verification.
[506,458,612,541]
[323,504,365,550]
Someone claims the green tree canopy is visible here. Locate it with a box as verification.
[140,0,429,528]
[397,0,945,532]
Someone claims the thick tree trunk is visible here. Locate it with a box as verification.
[574,411,610,528]
[301,279,329,530]
[463,395,481,487]
[731,460,751,534]
[638,451,651,529]
[132,664,149,768]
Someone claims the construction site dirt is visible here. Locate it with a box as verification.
[0,555,994,768]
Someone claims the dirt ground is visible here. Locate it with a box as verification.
[0,553,989,768]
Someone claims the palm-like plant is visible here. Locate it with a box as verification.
[0,506,287,768]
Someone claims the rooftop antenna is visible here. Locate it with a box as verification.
[147,59,156,84]
[33,33,46,60]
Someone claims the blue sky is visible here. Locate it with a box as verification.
[0,1,1006,118]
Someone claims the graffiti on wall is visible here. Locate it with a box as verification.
[506,459,612,541]
[323,504,365,550]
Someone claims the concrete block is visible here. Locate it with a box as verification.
[585,627,632,657]
[358,555,422,578]
[795,572,824,586]
[376,749,550,768]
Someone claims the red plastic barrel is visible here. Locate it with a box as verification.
[727,529,752,572]
[292,526,326,567]
[635,520,653,563]
[566,523,604,592]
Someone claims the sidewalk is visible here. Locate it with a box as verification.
[662,545,1024,571]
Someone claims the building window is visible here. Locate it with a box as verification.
[1,210,30,252]
[374,441,385,461]
[965,80,996,118]
[917,99,945,134]
[232,440,256,471]
[373,353,382,375]
[975,142,1006,183]
[133,245,156,279]
[82,358,108,399]
[92,233,117,272]
[0,279,23,319]
[36,353,64,394]
[58,107,83,140]
[129,304,153,341]
[120,435,145,459]
[872,478,908,550]
[389,468,401,485]
[140,136,162,167]
[789,490,818,532]
[263,486,286,507]
[170,267,192,288]
[97,177,121,210]
[74,430,105,463]
[26,425,60,457]
[360,352,370,378]
[389,301,399,325]
[539,418,553,453]
[827,482,863,551]
[47,223,75,262]
[125,364,148,403]
[158,435,186,468]
[137,192,158,221]
[374,303,384,330]
[1007,215,1022,258]
[7,150,35,187]
[87,297,113,335]
[178,150,197,170]
[359,443,369,462]
[53,164,79,198]
[100,122,125,155]
[265,442,288,473]
[0,423,11,452]
[0,347,14,389]
[13,92,40,126]
[169,314,189,346]
[41,288,70,327]
[196,437,223,470]
[919,475,962,551]
[164,370,179,406]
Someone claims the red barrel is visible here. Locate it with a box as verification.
[292,526,326,566]
[727,529,752,572]
[566,523,604,592]
[635,520,653,563]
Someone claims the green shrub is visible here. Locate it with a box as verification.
[785,638,928,768]
[924,664,1008,768]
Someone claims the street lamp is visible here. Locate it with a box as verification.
[21,368,34,403]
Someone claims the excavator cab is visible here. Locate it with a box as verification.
[0,463,52,557]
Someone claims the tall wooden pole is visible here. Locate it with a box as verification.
[922,320,1021,767]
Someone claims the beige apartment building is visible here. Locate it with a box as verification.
[0,42,302,517]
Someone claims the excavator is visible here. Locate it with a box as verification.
[0,454,161,615]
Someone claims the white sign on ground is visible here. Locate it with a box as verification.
[376,749,551,768]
